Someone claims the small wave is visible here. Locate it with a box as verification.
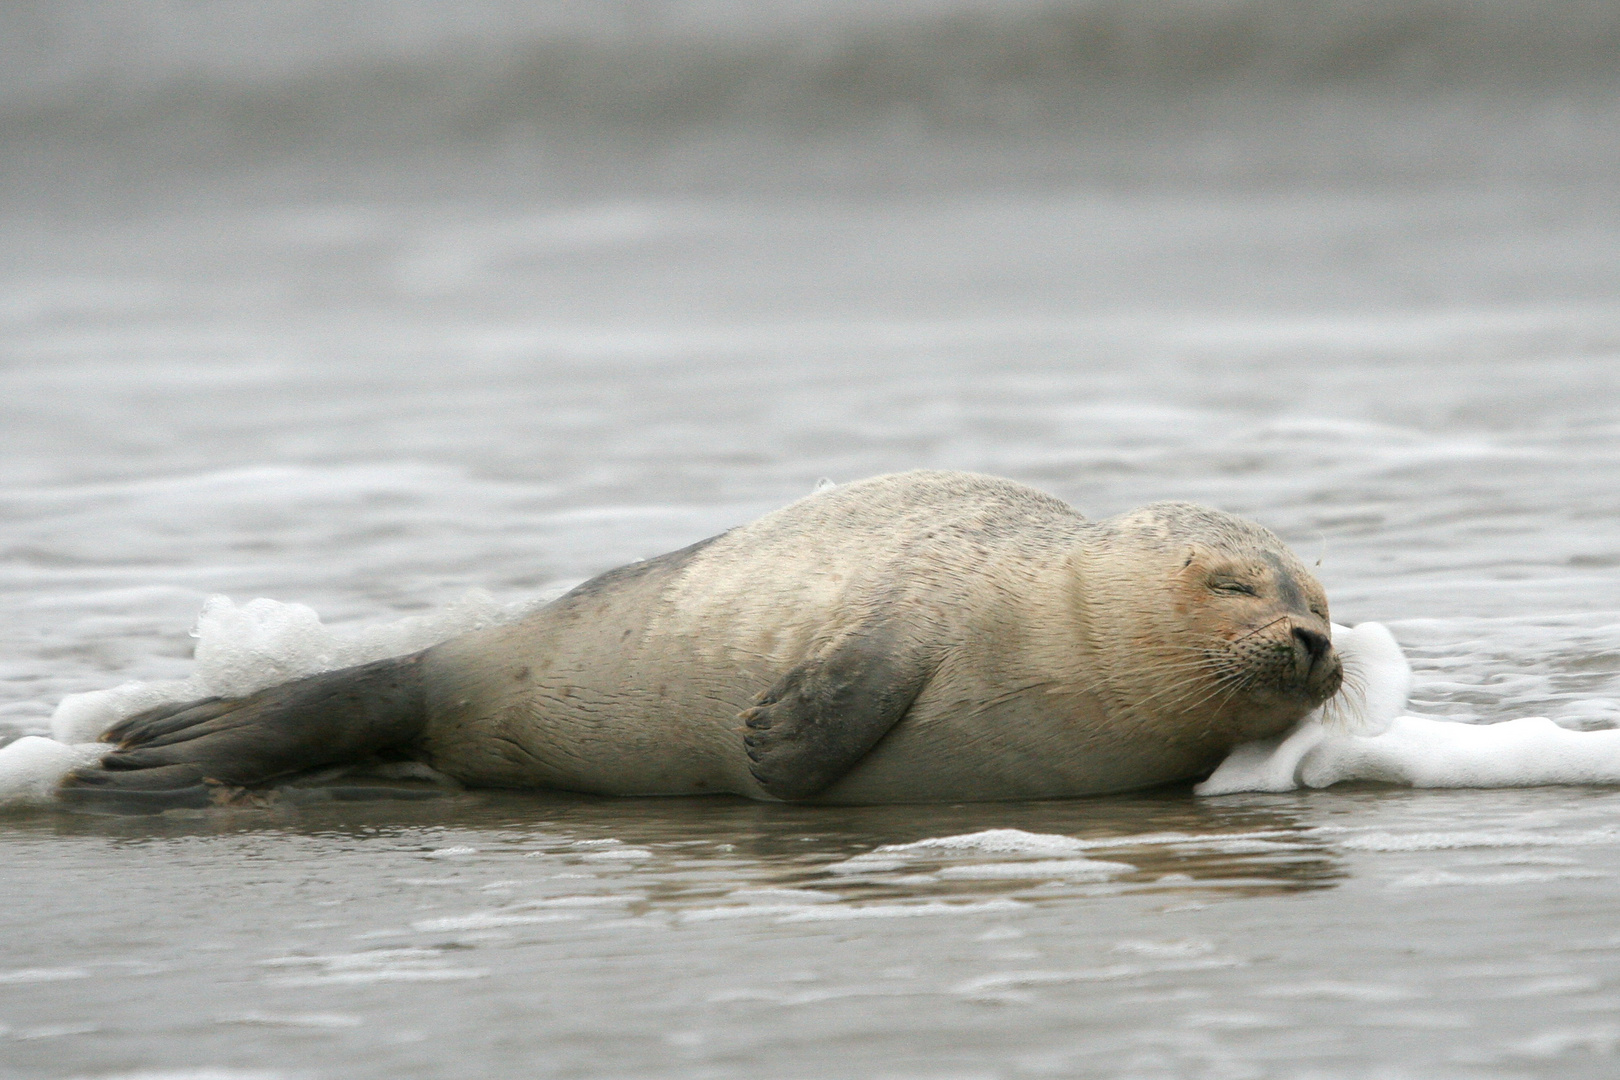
[410,911,583,932]
[64,1072,287,1080]
[1338,829,1620,852]
[258,947,487,986]
[827,828,1091,873]
[935,859,1133,881]
[776,899,1025,922]
[216,1012,362,1029]
[1386,868,1611,889]
[1258,981,1421,1003]
[0,966,91,984]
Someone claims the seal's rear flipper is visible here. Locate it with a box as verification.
[59,653,428,810]
[742,630,934,801]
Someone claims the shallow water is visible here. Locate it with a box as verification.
[6,788,1620,1078]
[7,4,1620,1077]
[5,185,1619,1078]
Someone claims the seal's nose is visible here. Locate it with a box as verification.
[1291,624,1342,702]
[1292,626,1331,664]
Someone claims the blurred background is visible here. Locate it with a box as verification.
[6,0,1620,202]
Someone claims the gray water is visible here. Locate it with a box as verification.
[5,3,1620,1078]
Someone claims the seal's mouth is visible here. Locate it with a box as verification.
[1289,624,1344,705]
[1215,617,1343,706]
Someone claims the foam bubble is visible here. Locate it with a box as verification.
[0,737,107,808]
[7,591,534,808]
[776,899,1025,922]
[51,590,523,745]
[216,1013,362,1029]
[410,911,582,932]
[1316,622,1413,736]
[1299,715,1620,789]
[863,829,1092,857]
[0,966,92,984]
[1199,621,1620,795]
[935,858,1134,880]
[826,829,1095,876]
[1336,829,1620,852]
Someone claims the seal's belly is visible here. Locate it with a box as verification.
[814,700,1222,803]
[417,620,769,797]
[422,622,1220,802]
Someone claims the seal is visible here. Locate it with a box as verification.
[61,470,1343,808]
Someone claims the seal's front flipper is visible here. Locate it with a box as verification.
[60,653,428,810]
[742,633,934,800]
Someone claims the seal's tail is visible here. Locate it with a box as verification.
[59,653,429,811]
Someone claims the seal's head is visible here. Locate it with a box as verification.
[1087,502,1343,743]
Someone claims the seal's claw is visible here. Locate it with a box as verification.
[58,762,215,812]
[103,697,229,745]
[64,762,207,789]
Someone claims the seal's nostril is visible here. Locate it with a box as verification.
[1293,626,1330,661]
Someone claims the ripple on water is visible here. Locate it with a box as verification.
[0,967,92,984]
[258,948,488,987]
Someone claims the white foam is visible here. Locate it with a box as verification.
[851,829,1089,858]
[1302,715,1620,789]
[410,911,582,932]
[216,1012,362,1029]
[679,904,830,922]
[0,591,529,808]
[258,948,487,986]
[1386,868,1611,889]
[0,966,92,984]
[826,829,1098,875]
[935,859,1134,881]
[50,590,521,745]
[1336,829,1620,852]
[725,887,837,904]
[1258,981,1420,1003]
[0,737,107,808]
[775,899,1025,922]
[1314,622,1413,736]
[1199,621,1620,795]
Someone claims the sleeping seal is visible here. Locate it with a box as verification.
[62,470,1342,807]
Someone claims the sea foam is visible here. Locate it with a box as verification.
[1197,622,1620,795]
[0,591,527,808]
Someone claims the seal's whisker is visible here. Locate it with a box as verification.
[1156,668,1252,718]
[1127,663,1253,716]
[1233,615,1292,643]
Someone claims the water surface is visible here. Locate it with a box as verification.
[4,3,1620,1077]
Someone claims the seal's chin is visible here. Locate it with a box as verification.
[1297,649,1344,707]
